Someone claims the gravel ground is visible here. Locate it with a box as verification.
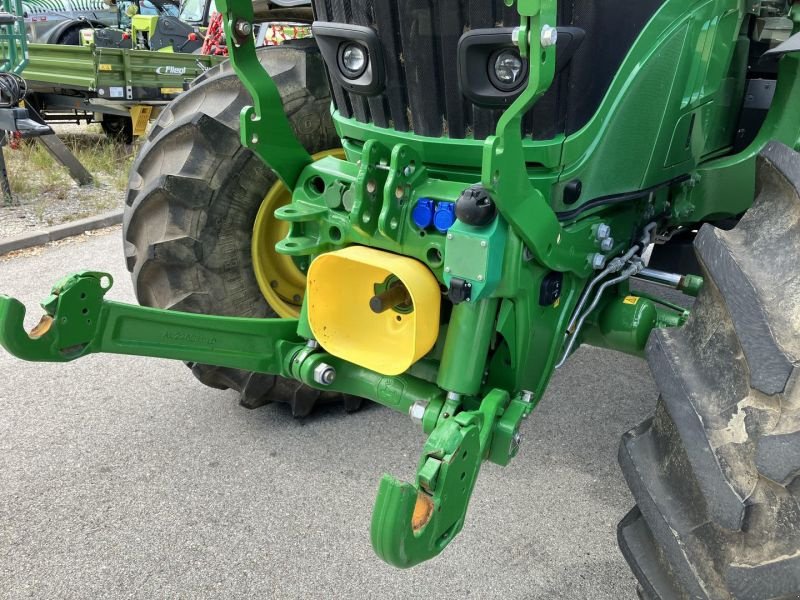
[0,124,131,240]
[0,227,662,599]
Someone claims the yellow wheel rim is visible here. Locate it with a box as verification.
[252,148,345,318]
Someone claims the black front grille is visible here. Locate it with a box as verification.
[312,0,665,142]
[313,0,522,140]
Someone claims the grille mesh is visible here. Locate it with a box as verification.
[312,0,666,142]
[313,0,525,140]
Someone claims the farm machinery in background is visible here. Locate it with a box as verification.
[12,0,313,140]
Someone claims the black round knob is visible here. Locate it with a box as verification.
[455,184,497,227]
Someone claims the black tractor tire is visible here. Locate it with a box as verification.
[101,115,133,144]
[123,41,359,417]
[618,142,800,599]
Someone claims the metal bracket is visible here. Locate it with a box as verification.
[215,0,313,190]
[370,389,509,568]
[481,0,589,275]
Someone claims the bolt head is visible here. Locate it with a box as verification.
[591,253,606,270]
[313,363,336,386]
[511,26,522,47]
[477,275,484,282]
[600,237,615,252]
[520,390,534,404]
[234,19,253,37]
[596,223,611,240]
[540,24,558,48]
[409,401,427,422]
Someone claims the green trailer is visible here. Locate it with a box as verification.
[21,42,223,138]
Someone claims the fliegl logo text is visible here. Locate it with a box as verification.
[155,66,187,75]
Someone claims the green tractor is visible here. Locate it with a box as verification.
[2,0,800,596]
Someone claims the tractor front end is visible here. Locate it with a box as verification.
[3,0,800,593]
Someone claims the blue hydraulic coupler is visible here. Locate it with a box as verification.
[433,202,456,233]
[412,198,435,230]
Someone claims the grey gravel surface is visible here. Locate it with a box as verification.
[0,228,658,599]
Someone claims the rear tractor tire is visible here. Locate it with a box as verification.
[123,41,360,417]
[618,142,800,599]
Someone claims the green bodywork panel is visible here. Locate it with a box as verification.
[1,0,800,574]
[20,43,222,99]
[443,218,508,302]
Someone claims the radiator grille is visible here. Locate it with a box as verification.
[312,0,665,142]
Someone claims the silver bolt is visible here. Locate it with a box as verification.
[403,165,415,177]
[591,253,607,270]
[447,233,454,240]
[477,275,484,282]
[480,241,487,248]
[409,401,427,423]
[520,390,534,404]
[511,26,522,47]
[306,339,319,350]
[313,363,336,386]
[444,266,451,273]
[600,237,615,252]
[234,19,253,37]
[596,223,611,240]
[446,391,462,402]
[511,431,523,455]
[540,24,558,48]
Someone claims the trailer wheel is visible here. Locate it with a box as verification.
[56,27,81,45]
[618,142,800,599]
[101,115,133,144]
[123,42,360,417]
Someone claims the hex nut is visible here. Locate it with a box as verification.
[234,19,253,37]
[596,223,612,240]
[591,253,607,270]
[540,25,558,47]
[409,401,427,422]
[313,363,336,386]
[600,237,615,252]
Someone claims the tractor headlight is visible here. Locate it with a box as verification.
[457,28,530,107]
[312,22,385,95]
[339,42,369,79]
[489,49,525,91]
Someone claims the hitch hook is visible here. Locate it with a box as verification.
[370,389,507,568]
[0,271,112,362]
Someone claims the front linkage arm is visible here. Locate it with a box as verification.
[0,271,301,370]
[0,271,533,568]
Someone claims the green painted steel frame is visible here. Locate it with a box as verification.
[215,0,312,190]
[2,0,800,573]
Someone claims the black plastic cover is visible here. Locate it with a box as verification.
[312,21,385,95]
